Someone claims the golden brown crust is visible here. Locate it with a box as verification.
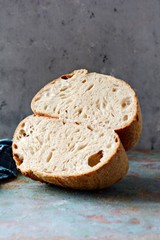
[115,98,142,150]
[32,142,128,190]
[23,169,44,182]
[13,152,42,182]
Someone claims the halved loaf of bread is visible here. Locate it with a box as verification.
[12,115,128,190]
[31,69,142,150]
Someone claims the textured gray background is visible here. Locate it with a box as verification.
[0,0,160,149]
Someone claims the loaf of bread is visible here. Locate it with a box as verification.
[12,69,142,189]
[13,115,128,189]
[31,69,142,150]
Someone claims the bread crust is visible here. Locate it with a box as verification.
[30,142,128,190]
[31,70,142,150]
[12,115,44,183]
[116,97,142,150]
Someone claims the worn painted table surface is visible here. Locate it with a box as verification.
[0,151,160,240]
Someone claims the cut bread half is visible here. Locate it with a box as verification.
[12,115,128,190]
[31,69,142,150]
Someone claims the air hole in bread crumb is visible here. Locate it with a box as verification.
[102,100,106,108]
[82,79,86,83]
[86,84,94,91]
[75,129,80,133]
[75,122,80,125]
[21,123,25,128]
[17,158,23,165]
[99,133,104,137]
[115,138,118,143]
[96,99,100,109]
[19,129,26,137]
[122,102,126,108]
[87,125,93,131]
[121,98,131,108]
[17,160,23,166]
[113,84,119,87]
[112,88,117,92]
[78,108,82,115]
[13,144,18,149]
[77,144,87,150]
[46,152,53,162]
[59,93,66,98]
[60,86,68,91]
[34,97,40,102]
[82,113,87,118]
[123,115,128,121]
[88,150,103,167]
[18,158,24,166]
[68,143,75,152]
[61,73,74,79]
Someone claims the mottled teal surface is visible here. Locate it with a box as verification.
[0,151,160,240]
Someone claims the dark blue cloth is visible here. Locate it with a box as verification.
[0,139,18,182]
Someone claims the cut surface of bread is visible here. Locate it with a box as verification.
[31,69,142,150]
[12,115,128,190]
[13,69,142,189]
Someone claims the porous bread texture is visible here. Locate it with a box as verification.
[31,69,142,150]
[13,69,142,189]
[13,115,128,190]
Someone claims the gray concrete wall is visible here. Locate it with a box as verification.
[0,0,160,149]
